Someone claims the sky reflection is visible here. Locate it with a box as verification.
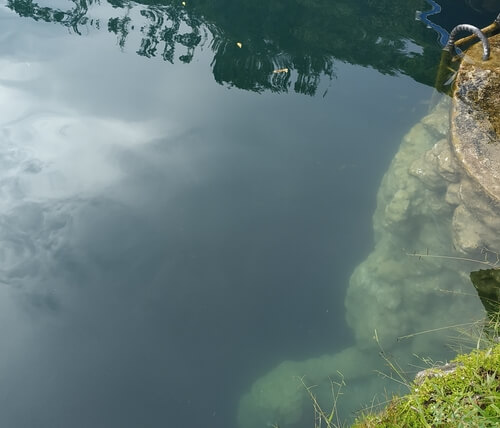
[0,3,438,427]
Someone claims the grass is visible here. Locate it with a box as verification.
[350,247,500,427]
[299,323,500,428]
[295,250,500,428]
[291,374,346,428]
[352,342,500,427]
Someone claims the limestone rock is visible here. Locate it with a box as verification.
[415,362,461,386]
[452,204,483,252]
[451,33,500,202]
[435,139,461,183]
[445,183,461,206]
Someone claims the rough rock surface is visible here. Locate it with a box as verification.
[448,35,500,253]
[347,98,484,349]
[451,33,500,202]
[414,362,461,386]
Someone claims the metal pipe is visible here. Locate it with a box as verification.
[445,24,490,60]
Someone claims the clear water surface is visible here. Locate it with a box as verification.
[0,1,497,427]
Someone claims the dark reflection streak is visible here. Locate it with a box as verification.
[133,5,201,63]
[8,0,98,35]
[108,14,131,50]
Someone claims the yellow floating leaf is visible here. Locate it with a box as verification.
[236,42,243,48]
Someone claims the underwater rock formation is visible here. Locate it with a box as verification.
[238,34,500,428]
[237,347,377,428]
[346,96,486,351]
[237,91,493,427]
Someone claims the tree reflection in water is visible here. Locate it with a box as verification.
[6,0,493,95]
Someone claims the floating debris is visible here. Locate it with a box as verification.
[272,68,289,74]
[181,1,186,5]
[236,42,242,48]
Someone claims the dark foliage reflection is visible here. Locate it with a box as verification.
[6,0,497,94]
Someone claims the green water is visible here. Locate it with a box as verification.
[0,1,497,427]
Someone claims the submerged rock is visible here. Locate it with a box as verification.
[237,95,485,428]
[346,97,482,349]
[237,37,500,428]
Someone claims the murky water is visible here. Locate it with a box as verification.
[0,1,497,427]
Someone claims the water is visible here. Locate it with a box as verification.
[0,1,497,427]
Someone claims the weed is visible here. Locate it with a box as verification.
[298,374,347,428]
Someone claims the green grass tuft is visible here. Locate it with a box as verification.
[352,343,500,427]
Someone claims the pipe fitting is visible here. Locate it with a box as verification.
[445,24,490,60]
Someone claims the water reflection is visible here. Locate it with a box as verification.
[0,1,497,427]
[9,0,499,96]
[6,0,457,95]
[1,21,430,425]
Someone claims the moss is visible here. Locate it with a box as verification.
[352,344,500,427]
